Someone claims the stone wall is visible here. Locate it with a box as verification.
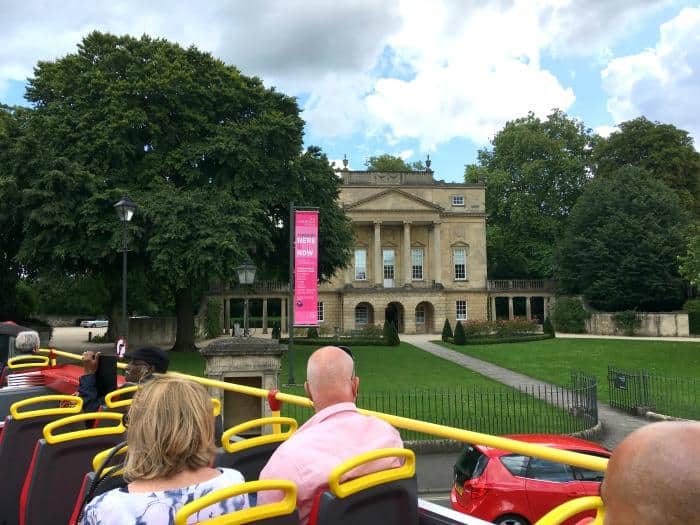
[586,312,690,337]
[128,317,177,346]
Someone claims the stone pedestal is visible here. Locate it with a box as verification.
[200,337,285,434]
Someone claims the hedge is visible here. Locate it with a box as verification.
[685,299,700,335]
[448,334,554,345]
[279,337,390,346]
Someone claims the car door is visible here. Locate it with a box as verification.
[571,450,609,497]
[524,457,585,523]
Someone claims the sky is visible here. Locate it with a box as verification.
[1,0,699,182]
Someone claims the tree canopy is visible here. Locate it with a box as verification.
[679,231,700,287]
[365,154,426,172]
[594,117,700,220]
[555,166,689,311]
[465,110,594,278]
[6,32,352,348]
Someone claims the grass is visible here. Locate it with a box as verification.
[437,338,700,404]
[165,342,590,438]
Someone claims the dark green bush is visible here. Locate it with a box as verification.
[684,299,700,335]
[383,320,400,346]
[441,319,453,342]
[551,297,590,333]
[543,318,555,336]
[612,310,642,336]
[453,321,466,345]
[205,299,222,338]
[271,322,281,339]
[307,327,319,338]
[279,337,390,346]
[459,334,553,345]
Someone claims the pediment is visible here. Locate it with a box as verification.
[345,189,443,212]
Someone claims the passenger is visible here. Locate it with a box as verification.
[597,421,700,524]
[78,346,169,412]
[258,346,404,524]
[14,330,41,354]
[80,375,249,525]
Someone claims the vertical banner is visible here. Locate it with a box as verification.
[294,210,319,326]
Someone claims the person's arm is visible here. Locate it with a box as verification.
[78,352,103,412]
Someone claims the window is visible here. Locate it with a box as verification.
[454,445,489,486]
[355,304,368,325]
[354,249,367,280]
[453,248,467,280]
[451,195,465,206]
[526,458,575,482]
[317,302,324,322]
[500,455,529,477]
[415,304,425,324]
[383,249,395,285]
[411,248,424,280]
[456,300,468,320]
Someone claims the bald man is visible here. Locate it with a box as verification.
[258,346,404,524]
[599,422,700,524]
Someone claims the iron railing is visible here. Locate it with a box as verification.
[487,279,557,291]
[608,366,699,420]
[209,280,289,295]
[282,372,597,441]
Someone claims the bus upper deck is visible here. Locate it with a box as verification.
[0,348,606,525]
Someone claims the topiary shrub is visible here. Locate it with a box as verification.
[453,321,466,345]
[383,320,400,346]
[684,299,700,335]
[612,310,643,336]
[441,319,453,341]
[307,326,319,338]
[551,297,590,334]
[543,318,555,337]
[205,299,222,338]
[271,321,281,339]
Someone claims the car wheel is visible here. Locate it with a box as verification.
[494,515,529,525]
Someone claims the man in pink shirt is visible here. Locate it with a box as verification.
[258,346,404,524]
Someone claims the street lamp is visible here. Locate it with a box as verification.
[114,196,137,346]
[235,260,256,336]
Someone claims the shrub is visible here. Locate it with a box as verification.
[612,310,643,336]
[383,320,400,346]
[685,299,700,335]
[543,318,555,336]
[205,299,222,338]
[551,297,590,333]
[361,323,384,339]
[441,319,453,342]
[306,327,319,338]
[271,322,281,339]
[453,321,466,345]
[457,334,553,345]
[462,320,492,336]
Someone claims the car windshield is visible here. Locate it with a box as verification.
[454,445,489,485]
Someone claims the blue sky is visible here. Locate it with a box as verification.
[2,1,699,182]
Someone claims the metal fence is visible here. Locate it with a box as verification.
[282,372,597,441]
[608,366,699,420]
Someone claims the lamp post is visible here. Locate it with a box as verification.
[235,260,256,336]
[114,196,137,346]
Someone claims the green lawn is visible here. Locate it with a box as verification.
[438,338,700,404]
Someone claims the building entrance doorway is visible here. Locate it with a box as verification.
[385,302,405,333]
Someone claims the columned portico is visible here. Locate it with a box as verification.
[373,221,382,285]
[403,221,412,286]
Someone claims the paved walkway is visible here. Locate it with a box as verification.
[401,334,649,450]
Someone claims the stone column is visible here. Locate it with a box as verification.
[508,296,514,320]
[374,221,383,286]
[403,221,412,286]
[491,296,497,321]
[262,298,268,334]
[525,296,532,320]
[223,298,230,335]
[431,221,442,285]
[281,298,287,334]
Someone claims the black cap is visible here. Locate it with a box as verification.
[129,347,169,373]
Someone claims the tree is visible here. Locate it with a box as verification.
[555,167,689,311]
[466,110,594,277]
[453,321,466,345]
[594,117,700,220]
[382,319,400,346]
[679,232,700,286]
[441,318,453,341]
[10,32,352,350]
[365,154,426,172]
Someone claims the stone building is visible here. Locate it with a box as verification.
[210,163,554,335]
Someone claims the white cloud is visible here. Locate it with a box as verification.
[399,149,414,160]
[602,6,700,143]
[594,125,619,138]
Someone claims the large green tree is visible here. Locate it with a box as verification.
[10,32,352,350]
[555,166,689,311]
[594,117,700,220]
[679,231,700,286]
[466,110,594,277]
[365,154,426,172]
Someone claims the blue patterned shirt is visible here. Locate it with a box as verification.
[80,468,249,525]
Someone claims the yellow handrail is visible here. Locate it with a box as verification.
[328,448,416,498]
[37,348,128,369]
[536,496,605,525]
[222,417,298,453]
[43,412,125,444]
[174,480,297,525]
[10,394,84,419]
[7,354,50,369]
[104,385,139,408]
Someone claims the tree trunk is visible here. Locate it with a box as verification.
[106,303,120,343]
[172,287,197,352]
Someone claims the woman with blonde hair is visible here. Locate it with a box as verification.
[80,376,248,524]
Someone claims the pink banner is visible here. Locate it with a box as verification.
[294,210,319,326]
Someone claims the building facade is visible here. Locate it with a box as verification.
[317,168,489,335]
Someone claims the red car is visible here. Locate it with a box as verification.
[450,434,610,525]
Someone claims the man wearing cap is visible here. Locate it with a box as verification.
[79,346,169,412]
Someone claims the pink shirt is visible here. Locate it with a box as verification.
[258,402,404,524]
